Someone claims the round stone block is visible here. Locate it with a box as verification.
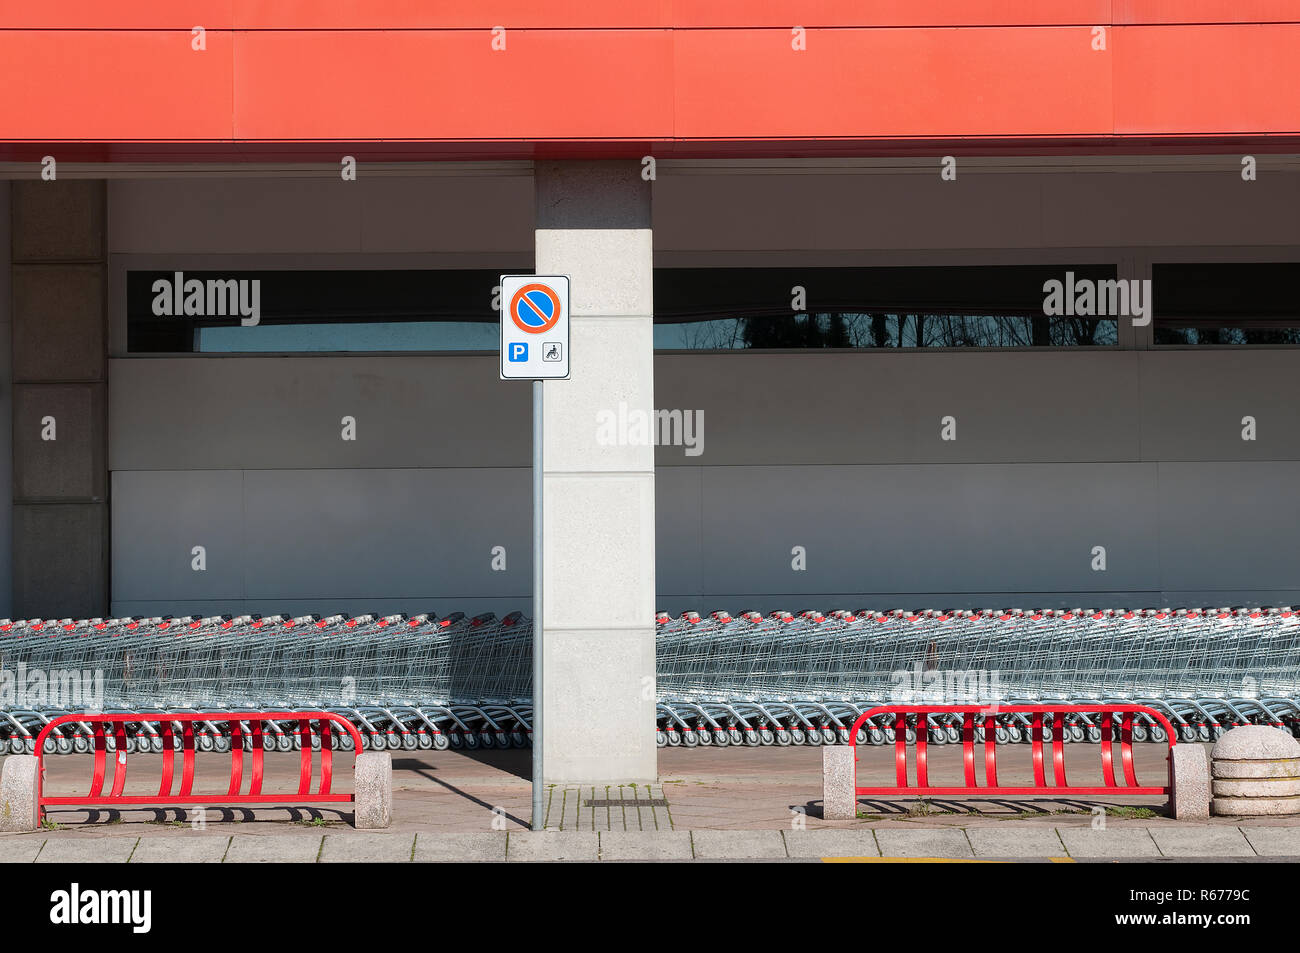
[1212,794,1300,817]
[1211,725,1300,762]
[1213,776,1300,798]
[1213,757,1300,779]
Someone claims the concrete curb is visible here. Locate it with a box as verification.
[0,825,1287,862]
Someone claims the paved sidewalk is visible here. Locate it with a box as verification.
[8,743,1300,863]
[2,825,1297,862]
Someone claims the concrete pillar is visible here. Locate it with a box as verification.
[534,161,656,783]
[9,180,109,619]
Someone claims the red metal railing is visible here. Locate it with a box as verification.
[849,705,1176,797]
[35,712,364,820]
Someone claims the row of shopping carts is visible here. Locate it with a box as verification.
[1,606,1298,754]
[0,612,533,755]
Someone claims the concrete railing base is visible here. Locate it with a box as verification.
[1169,744,1211,820]
[0,755,41,833]
[822,745,856,820]
[353,752,392,829]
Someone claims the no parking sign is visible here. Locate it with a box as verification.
[500,275,570,380]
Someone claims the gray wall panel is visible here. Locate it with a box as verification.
[111,470,244,602]
[241,468,530,600]
[698,463,1160,598]
[111,467,530,610]
[1139,351,1300,461]
[109,357,530,470]
[1155,462,1300,591]
[654,466,702,598]
[654,351,1142,466]
[652,169,1300,252]
[109,345,1300,616]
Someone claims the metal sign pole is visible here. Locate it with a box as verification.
[531,378,544,830]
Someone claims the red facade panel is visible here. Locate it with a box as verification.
[233,29,675,141]
[1113,24,1300,134]
[0,11,1295,153]
[7,1,1298,29]
[672,27,1113,139]
[0,30,233,141]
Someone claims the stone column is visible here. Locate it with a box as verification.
[9,180,109,618]
[534,161,656,783]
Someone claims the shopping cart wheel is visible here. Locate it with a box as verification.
[1069,725,1085,743]
[758,727,774,745]
[1148,725,1166,743]
[665,729,682,746]
[1086,726,1102,744]
[150,735,164,753]
[417,731,434,750]
[463,732,480,749]
[22,738,35,755]
[945,725,961,744]
[789,727,807,745]
[656,730,668,748]
[56,736,73,755]
[712,729,730,746]
[338,733,355,752]
[432,733,450,750]
[773,729,791,746]
[1131,725,1149,743]
[744,731,761,746]
[73,736,90,754]
[682,729,699,747]
[8,738,24,755]
[1179,726,1197,743]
